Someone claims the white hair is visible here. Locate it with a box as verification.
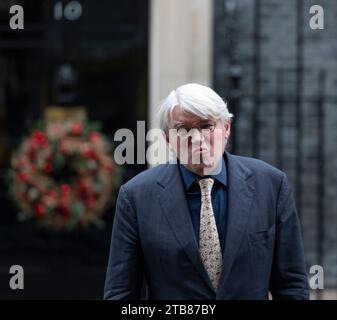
[157,83,233,132]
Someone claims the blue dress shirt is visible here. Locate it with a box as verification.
[178,158,228,251]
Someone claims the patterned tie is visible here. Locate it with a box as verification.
[198,178,222,291]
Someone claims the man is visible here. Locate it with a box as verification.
[104,83,309,300]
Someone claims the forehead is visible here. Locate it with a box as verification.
[170,106,208,124]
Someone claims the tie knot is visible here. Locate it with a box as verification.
[198,178,214,196]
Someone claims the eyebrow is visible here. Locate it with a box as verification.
[172,120,213,127]
[171,121,186,128]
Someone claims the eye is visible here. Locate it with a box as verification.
[201,124,215,130]
[175,127,189,136]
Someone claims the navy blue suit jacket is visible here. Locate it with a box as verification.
[104,152,309,300]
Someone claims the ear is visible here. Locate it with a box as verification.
[163,132,169,143]
[163,131,171,147]
[224,121,231,138]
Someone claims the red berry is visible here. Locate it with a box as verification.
[70,122,83,135]
[44,163,53,173]
[18,172,28,182]
[60,184,71,195]
[35,203,45,219]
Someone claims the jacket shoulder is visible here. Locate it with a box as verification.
[121,164,168,191]
[231,154,284,179]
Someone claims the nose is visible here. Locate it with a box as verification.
[190,128,206,147]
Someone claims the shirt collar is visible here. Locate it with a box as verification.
[179,157,227,190]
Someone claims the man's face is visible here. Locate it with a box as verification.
[166,106,231,176]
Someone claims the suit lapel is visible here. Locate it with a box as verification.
[157,164,215,292]
[216,152,255,297]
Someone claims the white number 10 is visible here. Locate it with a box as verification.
[54,1,83,21]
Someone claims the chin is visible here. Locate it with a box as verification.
[189,162,214,175]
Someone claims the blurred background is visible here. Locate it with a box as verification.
[0,0,336,299]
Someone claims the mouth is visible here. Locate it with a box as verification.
[192,147,209,154]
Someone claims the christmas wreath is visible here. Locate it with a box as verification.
[9,116,116,230]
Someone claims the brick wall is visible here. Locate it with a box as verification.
[214,0,337,287]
